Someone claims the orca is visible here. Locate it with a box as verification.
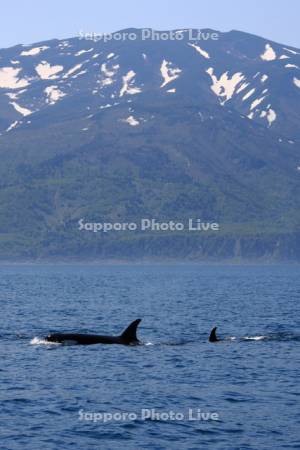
[209,327,220,343]
[45,319,142,346]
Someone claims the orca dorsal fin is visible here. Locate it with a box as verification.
[209,327,219,342]
[120,319,141,344]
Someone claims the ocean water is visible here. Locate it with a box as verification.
[1,264,300,450]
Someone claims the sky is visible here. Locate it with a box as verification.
[1,0,300,49]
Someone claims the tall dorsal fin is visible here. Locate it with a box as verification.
[209,327,219,342]
[120,319,141,344]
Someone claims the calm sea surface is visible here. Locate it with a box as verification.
[1,264,300,449]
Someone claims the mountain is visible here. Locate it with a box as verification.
[0,28,299,261]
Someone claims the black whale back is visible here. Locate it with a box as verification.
[209,327,219,342]
[120,319,141,344]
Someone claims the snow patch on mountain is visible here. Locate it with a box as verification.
[242,88,256,101]
[160,60,182,87]
[72,70,87,79]
[99,63,119,87]
[10,101,32,116]
[6,120,19,132]
[58,41,70,48]
[285,64,299,69]
[293,77,300,88]
[35,62,64,79]
[99,104,112,109]
[120,70,141,96]
[283,47,300,55]
[250,96,266,111]
[188,43,210,59]
[63,64,83,78]
[123,115,140,126]
[44,86,66,104]
[260,108,276,126]
[6,92,19,100]
[20,46,49,56]
[260,44,276,61]
[101,63,117,78]
[206,68,244,104]
[0,67,29,89]
[266,108,276,126]
[236,82,249,94]
[75,48,93,56]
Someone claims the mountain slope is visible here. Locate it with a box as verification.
[0,29,299,260]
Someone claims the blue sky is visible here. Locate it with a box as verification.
[1,0,299,48]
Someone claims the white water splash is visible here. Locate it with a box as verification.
[30,337,60,345]
[243,336,266,341]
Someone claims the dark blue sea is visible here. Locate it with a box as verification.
[1,264,300,450]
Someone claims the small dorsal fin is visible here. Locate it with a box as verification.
[120,319,141,344]
[209,327,219,342]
